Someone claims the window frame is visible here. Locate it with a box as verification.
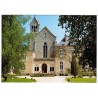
[43,42,48,58]
[34,66,39,71]
[50,67,54,71]
[59,49,64,57]
[60,61,63,71]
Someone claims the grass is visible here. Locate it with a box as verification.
[66,77,96,83]
[2,77,36,82]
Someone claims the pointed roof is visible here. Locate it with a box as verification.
[38,26,56,38]
[30,17,40,25]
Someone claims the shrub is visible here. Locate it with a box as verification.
[30,73,55,77]
[30,73,41,77]
[65,73,68,76]
[94,71,96,76]
[71,55,79,77]
[67,78,70,82]
[82,71,95,76]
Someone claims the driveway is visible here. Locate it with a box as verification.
[33,76,67,83]
[16,76,70,83]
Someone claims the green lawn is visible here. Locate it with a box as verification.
[66,78,96,83]
[2,77,36,82]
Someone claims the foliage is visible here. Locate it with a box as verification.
[82,71,95,76]
[58,15,96,69]
[65,68,71,75]
[2,15,32,75]
[30,73,55,77]
[71,55,79,77]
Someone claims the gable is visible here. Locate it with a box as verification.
[38,26,56,39]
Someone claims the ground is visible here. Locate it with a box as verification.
[16,76,96,83]
[16,76,70,83]
[2,75,96,83]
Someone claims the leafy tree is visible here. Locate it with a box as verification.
[71,55,78,77]
[58,15,96,69]
[2,15,32,76]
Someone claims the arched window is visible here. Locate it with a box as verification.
[43,42,47,58]
[32,25,38,32]
[34,26,36,32]
[60,61,63,70]
[32,26,34,32]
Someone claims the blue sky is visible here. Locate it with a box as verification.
[23,15,66,43]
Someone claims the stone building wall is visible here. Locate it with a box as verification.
[54,46,73,75]
[21,52,34,75]
[33,60,55,74]
[35,27,56,58]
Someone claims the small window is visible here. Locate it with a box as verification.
[45,33,46,38]
[60,61,63,70]
[59,49,64,57]
[32,26,33,29]
[50,67,52,71]
[50,67,54,71]
[34,66,39,71]
[52,67,54,71]
[34,26,36,32]
[37,67,39,71]
[43,42,47,58]
[34,67,36,71]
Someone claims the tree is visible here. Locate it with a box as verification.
[2,15,32,76]
[58,15,96,69]
[71,55,78,77]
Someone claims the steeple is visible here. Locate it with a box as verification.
[30,17,40,33]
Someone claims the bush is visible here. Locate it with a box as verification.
[31,78,36,82]
[30,73,41,77]
[89,74,93,78]
[30,73,55,77]
[78,65,82,78]
[82,71,95,76]
[66,68,71,75]
[78,74,82,78]
[67,78,70,82]
[71,56,78,77]
[94,71,96,76]
[65,73,68,76]
[7,74,17,78]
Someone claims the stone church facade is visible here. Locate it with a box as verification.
[21,17,74,75]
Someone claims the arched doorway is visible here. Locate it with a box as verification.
[42,64,47,73]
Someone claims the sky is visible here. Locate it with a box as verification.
[23,15,66,43]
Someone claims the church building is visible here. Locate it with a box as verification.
[21,17,74,75]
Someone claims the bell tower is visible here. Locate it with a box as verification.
[30,17,40,33]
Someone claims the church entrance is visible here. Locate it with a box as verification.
[42,64,47,73]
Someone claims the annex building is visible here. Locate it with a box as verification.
[21,17,74,75]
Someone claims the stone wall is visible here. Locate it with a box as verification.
[35,27,56,58]
[54,46,73,75]
[33,60,55,74]
[21,52,34,75]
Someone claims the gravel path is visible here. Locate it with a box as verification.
[16,76,69,83]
